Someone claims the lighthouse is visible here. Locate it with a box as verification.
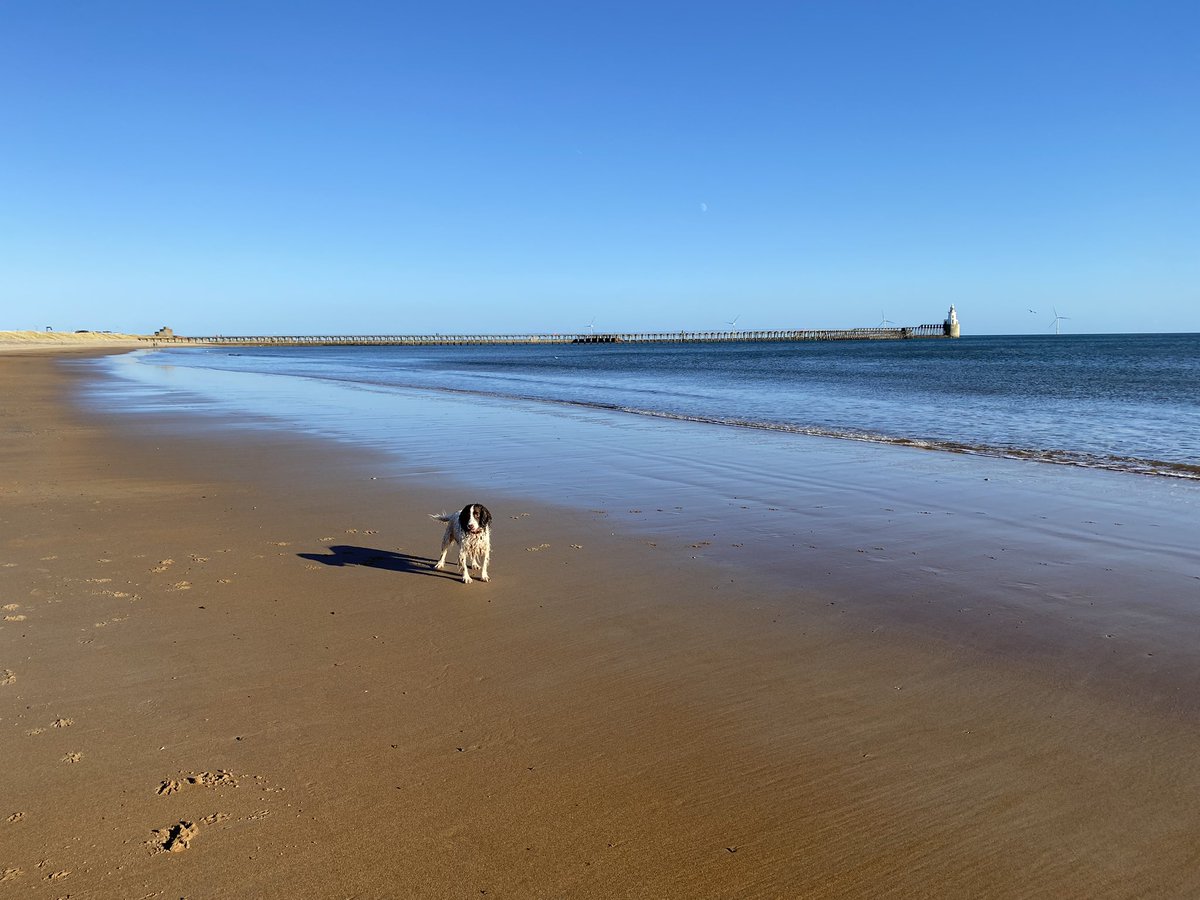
[944,305,961,338]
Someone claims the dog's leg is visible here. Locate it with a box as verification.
[434,524,452,571]
[479,548,490,582]
[458,544,472,584]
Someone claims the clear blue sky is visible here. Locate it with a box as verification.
[2,1,1196,335]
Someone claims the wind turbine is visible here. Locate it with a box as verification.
[726,315,741,331]
[585,316,595,336]
[879,311,894,327]
[1049,307,1070,335]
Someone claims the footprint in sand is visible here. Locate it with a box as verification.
[62,752,82,764]
[4,615,26,622]
[170,582,192,591]
[1,670,15,686]
[526,544,551,552]
[53,717,73,728]
[150,560,174,573]
[157,771,238,795]
[190,555,210,563]
[147,821,198,853]
[26,727,46,736]
[1,868,23,882]
[570,544,583,550]
[2,604,18,611]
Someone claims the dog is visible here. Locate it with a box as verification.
[430,504,493,584]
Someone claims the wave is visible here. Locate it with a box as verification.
[128,352,1200,481]
[335,375,1200,481]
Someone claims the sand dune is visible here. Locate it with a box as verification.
[0,331,150,352]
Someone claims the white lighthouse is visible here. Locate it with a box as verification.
[944,305,961,338]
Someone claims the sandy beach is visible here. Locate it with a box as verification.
[0,331,150,352]
[3,349,1200,898]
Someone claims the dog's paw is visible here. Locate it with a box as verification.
[433,562,445,570]
[480,573,490,582]
[461,575,472,584]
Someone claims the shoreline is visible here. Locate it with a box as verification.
[87,346,1200,714]
[108,338,1200,483]
[3,351,1200,896]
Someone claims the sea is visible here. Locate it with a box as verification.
[91,333,1200,481]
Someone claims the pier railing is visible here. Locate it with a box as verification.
[142,323,950,347]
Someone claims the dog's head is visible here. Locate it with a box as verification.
[459,503,492,535]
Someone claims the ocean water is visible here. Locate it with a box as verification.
[101,333,1200,480]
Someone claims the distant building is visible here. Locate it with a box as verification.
[943,306,961,338]
[154,326,175,338]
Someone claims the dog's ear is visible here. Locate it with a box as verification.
[458,506,472,529]
[477,505,492,528]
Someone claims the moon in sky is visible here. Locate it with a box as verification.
[699,202,708,213]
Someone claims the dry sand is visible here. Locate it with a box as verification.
[3,350,1200,898]
[0,331,150,353]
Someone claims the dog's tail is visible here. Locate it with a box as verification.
[429,512,454,523]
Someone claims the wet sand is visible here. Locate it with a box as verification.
[3,350,1200,898]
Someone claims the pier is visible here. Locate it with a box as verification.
[142,322,956,347]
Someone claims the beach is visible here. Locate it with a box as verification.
[3,349,1200,898]
[0,331,149,352]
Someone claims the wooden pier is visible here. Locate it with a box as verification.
[142,323,953,347]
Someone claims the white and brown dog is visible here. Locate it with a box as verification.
[431,504,492,584]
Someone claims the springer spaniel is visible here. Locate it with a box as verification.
[431,504,492,584]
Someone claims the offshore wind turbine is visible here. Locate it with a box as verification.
[1049,307,1070,335]
[879,311,894,327]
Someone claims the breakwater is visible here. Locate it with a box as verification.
[142,323,954,347]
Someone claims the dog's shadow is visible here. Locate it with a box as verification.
[298,545,458,580]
